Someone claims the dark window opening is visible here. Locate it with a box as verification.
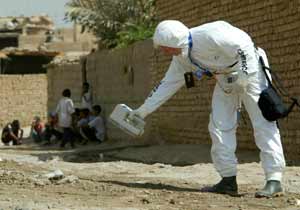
[0,37,18,50]
[0,55,54,74]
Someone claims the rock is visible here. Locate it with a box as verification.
[29,176,51,186]
[287,198,300,206]
[143,190,151,195]
[169,199,175,204]
[57,175,79,185]
[47,156,60,163]
[44,169,64,181]
[154,163,166,168]
[34,179,51,186]
[14,207,31,210]
[3,170,12,176]
[141,198,150,204]
[238,205,244,210]
[99,153,104,161]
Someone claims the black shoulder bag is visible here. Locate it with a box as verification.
[258,56,299,121]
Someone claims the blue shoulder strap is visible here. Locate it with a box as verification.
[188,32,213,78]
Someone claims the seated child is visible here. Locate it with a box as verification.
[87,105,105,143]
[31,116,45,143]
[1,120,24,146]
[77,108,92,144]
[43,112,63,145]
[71,108,82,141]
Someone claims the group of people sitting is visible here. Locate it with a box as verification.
[1,82,105,149]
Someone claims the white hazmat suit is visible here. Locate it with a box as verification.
[135,20,285,183]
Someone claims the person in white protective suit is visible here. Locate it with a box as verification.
[129,20,286,197]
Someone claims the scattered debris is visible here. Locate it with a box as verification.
[57,175,79,185]
[14,207,31,210]
[31,177,51,186]
[141,198,150,204]
[44,169,64,181]
[287,198,300,206]
[46,52,89,67]
[169,198,175,204]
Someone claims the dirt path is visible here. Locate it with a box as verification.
[0,140,299,210]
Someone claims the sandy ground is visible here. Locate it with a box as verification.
[0,138,299,210]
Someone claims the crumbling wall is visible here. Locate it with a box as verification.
[47,27,96,52]
[46,42,93,53]
[18,35,46,49]
[153,0,300,158]
[0,75,47,127]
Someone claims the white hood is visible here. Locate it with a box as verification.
[153,20,189,49]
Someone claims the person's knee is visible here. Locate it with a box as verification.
[252,120,278,139]
[208,117,216,133]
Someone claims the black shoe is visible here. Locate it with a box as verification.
[201,176,238,196]
[255,180,284,198]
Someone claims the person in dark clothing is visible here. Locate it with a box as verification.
[43,112,63,145]
[77,108,94,144]
[2,120,24,145]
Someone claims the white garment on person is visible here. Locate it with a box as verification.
[139,20,258,116]
[209,48,285,181]
[88,116,105,141]
[78,116,95,140]
[137,20,285,181]
[77,118,89,127]
[78,119,89,140]
[153,20,189,49]
[81,90,93,110]
[55,97,75,128]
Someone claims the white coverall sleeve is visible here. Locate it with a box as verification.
[138,56,188,117]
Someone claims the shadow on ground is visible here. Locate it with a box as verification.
[26,142,263,166]
[98,180,201,192]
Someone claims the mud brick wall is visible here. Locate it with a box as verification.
[86,40,154,142]
[154,0,300,159]
[46,42,94,52]
[0,75,47,127]
[18,35,46,49]
[47,64,83,112]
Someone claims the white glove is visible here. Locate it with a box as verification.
[128,106,148,120]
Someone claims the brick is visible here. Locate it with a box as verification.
[0,75,47,127]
